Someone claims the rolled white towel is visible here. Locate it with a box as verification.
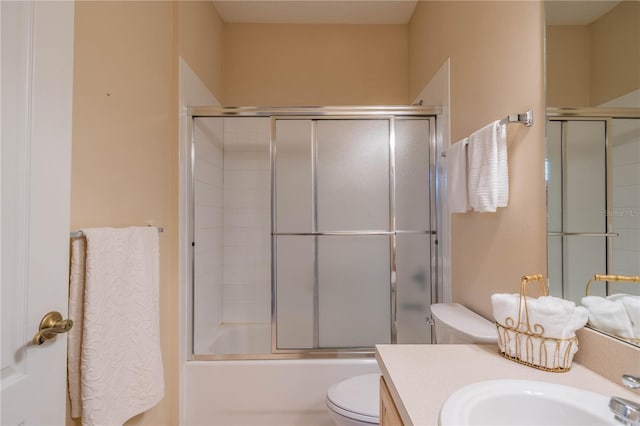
[581,296,635,339]
[491,293,537,327]
[531,296,588,339]
[491,293,520,356]
[493,293,588,369]
[524,296,586,369]
[607,294,640,338]
[565,305,589,337]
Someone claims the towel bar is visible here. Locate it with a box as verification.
[70,226,164,239]
[441,109,533,157]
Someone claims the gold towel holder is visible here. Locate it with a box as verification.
[496,273,577,373]
[585,274,640,296]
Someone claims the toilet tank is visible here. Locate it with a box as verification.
[430,303,498,344]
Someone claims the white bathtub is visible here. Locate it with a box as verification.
[184,324,380,426]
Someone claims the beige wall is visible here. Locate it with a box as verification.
[546,1,640,107]
[409,1,547,320]
[222,24,408,105]
[70,1,179,425]
[589,0,640,106]
[546,26,590,107]
[178,0,224,101]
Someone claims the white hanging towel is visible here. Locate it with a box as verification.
[68,236,86,419]
[446,138,470,213]
[69,227,164,426]
[467,121,509,212]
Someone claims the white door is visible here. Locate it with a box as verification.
[1,1,75,424]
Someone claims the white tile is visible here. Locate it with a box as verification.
[224,151,270,171]
[223,302,270,323]
[224,189,270,209]
[610,250,640,277]
[612,184,640,208]
[223,208,270,229]
[224,170,270,190]
[195,227,223,251]
[613,163,640,187]
[195,158,223,186]
[223,227,270,248]
[195,205,224,229]
[194,249,221,279]
[612,213,640,229]
[194,117,224,150]
[224,263,270,287]
[195,181,223,208]
[613,229,640,252]
[612,145,640,167]
[223,285,259,303]
[223,245,269,267]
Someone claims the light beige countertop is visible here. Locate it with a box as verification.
[376,344,639,426]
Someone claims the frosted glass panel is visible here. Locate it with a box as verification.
[546,121,563,299]
[565,121,606,233]
[276,120,313,233]
[275,236,314,349]
[610,118,640,291]
[396,234,430,343]
[563,121,606,304]
[318,236,390,347]
[546,121,562,233]
[192,117,224,354]
[396,120,430,231]
[565,236,606,303]
[316,120,389,231]
[547,236,563,298]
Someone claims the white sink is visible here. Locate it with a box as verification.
[439,379,617,426]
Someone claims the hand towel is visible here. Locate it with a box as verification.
[79,227,164,426]
[492,293,587,369]
[529,296,588,339]
[446,138,470,213]
[467,121,509,212]
[491,293,522,327]
[68,237,86,419]
[607,293,640,338]
[581,296,634,339]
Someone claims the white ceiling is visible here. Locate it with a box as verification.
[212,1,621,26]
[212,1,418,25]
[545,1,621,26]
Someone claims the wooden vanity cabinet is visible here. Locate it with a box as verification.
[380,376,404,426]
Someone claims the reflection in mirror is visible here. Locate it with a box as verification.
[545,1,640,345]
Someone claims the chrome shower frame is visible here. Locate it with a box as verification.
[187,106,443,360]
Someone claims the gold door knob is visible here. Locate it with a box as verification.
[32,311,73,345]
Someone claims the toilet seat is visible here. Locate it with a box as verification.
[326,373,380,424]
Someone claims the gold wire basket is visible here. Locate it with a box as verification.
[585,274,640,345]
[496,274,578,373]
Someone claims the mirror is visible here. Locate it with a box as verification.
[545,1,640,345]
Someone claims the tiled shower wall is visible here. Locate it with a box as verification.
[194,117,272,351]
[222,118,272,323]
[193,118,224,353]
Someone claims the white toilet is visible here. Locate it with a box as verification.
[325,303,498,426]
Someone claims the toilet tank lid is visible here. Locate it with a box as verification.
[431,303,497,343]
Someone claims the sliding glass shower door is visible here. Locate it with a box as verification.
[547,115,640,303]
[273,117,433,351]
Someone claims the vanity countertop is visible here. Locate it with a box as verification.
[376,344,639,426]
